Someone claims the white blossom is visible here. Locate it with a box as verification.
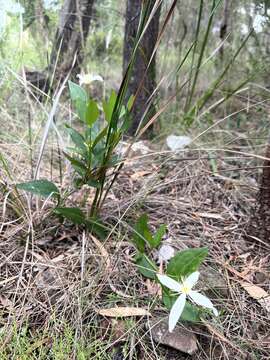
[157,271,218,332]
[77,73,103,86]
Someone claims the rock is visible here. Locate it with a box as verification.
[147,318,198,355]
[166,135,191,151]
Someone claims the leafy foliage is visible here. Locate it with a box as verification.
[132,214,166,252]
[167,247,208,279]
[16,180,60,199]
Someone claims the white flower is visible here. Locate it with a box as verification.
[157,271,218,332]
[77,73,103,86]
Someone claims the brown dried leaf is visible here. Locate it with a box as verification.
[97,307,151,318]
[241,282,270,313]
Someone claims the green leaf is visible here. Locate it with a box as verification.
[68,81,88,122]
[181,302,201,322]
[54,207,85,224]
[132,214,153,252]
[121,113,131,133]
[103,90,117,123]
[69,81,88,103]
[167,247,208,279]
[63,152,87,171]
[87,179,101,188]
[136,253,157,279]
[65,125,87,154]
[85,217,108,240]
[54,208,108,239]
[92,126,107,148]
[85,99,99,127]
[152,224,166,249]
[17,180,60,199]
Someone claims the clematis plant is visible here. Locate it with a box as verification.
[157,271,218,332]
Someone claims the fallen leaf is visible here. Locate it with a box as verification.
[241,282,270,313]
[97,307,151,318]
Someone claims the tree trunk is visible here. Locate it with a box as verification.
[50,0,94,84]
[248,138,270,243]
[123,0,161,136]
[26,0,94,95]
[219,0,230,61]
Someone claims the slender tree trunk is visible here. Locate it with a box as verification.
[123,0,161,136]
[26,0,94,95]
[249,137,270,243]
[49,0,95,88]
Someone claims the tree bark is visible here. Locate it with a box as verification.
[123,0,161,136]
[248,138,270,243]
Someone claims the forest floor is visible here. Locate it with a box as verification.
[0,99,270,359]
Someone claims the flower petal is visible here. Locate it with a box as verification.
[189,291,218,316]
[169,294,186,332]
[157,274,182,292]
[184,271,200,289]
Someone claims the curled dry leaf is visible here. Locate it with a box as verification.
[241,282,270,313]
[97,307,151,318]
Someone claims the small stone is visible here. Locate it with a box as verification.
[147,318,198,355]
